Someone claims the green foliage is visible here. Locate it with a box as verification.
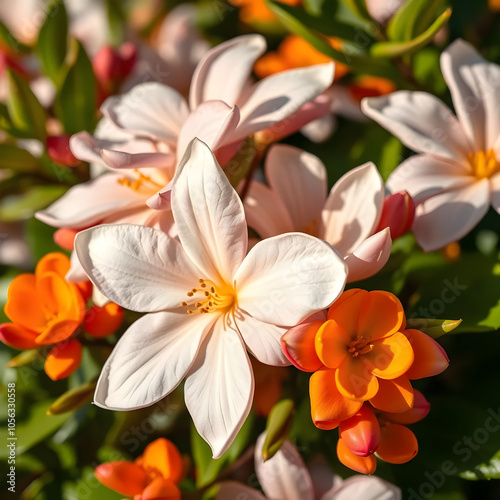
[262,399,294,460]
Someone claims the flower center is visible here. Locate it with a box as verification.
[468,149,500,179]
[116,169,163,193]
[347,337,373,358]
[181,279,235,315]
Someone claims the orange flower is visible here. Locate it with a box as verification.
[228,0,301,24]
[95,438,184,500]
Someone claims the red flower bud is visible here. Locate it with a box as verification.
[376,191,415,239]
[339,405,381,456]
[46,135,79,167]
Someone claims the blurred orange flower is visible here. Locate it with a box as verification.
[229,0,301,24]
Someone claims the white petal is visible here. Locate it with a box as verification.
[94,310,215,410]
[413,180,490,251]
[361,91,472,160]
[321,162,384,256]
[100,149,174,170]
[490,172,500,214]
[301,113,337,143]
[171,139,248,284]
[66,250,90,282]
[441,39,500,151]
[386,154,473,204]
[255,434,314,500]
[177,101,240,161]
[185,318,254,458]
[323,475,401,500]
[189,34,267,109]
[344,228,392,282]
[235,233,347,327]
[235,63,335,140]
[35,174,146,228]
[216,482,266,500]
[102,82,189,142]
[266,145,327,233]
[236,311,289,366]
[75,224,201,312]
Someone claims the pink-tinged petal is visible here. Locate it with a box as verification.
[236,310,289,366]
[176,101,240,161]
[413,180,490,251]
[322,163,384,256]
[255,434,314,500]
[491,172,500,214]
[235,233,347,327]
[94,310,216,410]
[441,39,500,151]
[171,139,248,284]
[323,475,401,500]
[266,145,327,234]
[146,183,173,211]
[300,113,337,144]
[35,174,146,229]
[344,228,392,282]
[0,323,38,349]
[235,63,335,141]
[185,319,254,458]
[216,481,266,500]
[75,224,201,312]
[102,82,189,142]
[386,154,473,204]
[100,149,174,170]
[244,180,295,238]
[65,250,90,283]
[308,455,342,499]
[361,91,472,160]
[189,34,267,109]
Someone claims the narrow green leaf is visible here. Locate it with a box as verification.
[343,0,372,22]
[406,318,462,338]
[263,399,294,461]
[37,1,68,84]
[47,381,96,415]
[6,69,47,140]
[303,0,325,16]
[0,144,41,172]
[56,40,97,134]
[6,349,40,368]
[371,8,451,58]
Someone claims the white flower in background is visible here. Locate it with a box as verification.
[75,139,347,457]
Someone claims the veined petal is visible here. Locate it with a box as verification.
[35,174,146,229]
[321,163,384,256]
[235,310,289,366]
[413,180,490,251]
[189,34,267,109]
[216,482,266,500]
[94,310,215,410]
[184,317,254,458]
[235,233,347,327]
[361,91,472,160]
[171,139,248,284]
[102,82,189,142]
[344,228,392,282]
[254,434,314,500]
[266,145,327,233]
[75,224,201,312]
[235,63,335,140]
[369,376,414,413]
[324,476,401,500]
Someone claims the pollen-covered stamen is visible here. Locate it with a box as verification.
[181,279,235,314]
[348,337,374,358]
[116,169,163,192]
[468,149,500,179]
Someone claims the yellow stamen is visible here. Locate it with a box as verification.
[468,149,500,179]
[182,279,235,315]
[116,169,163,192]
[347,337,374,358]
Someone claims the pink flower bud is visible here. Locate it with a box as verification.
[376,191,415,239]
[46,135,79,167]
[339,405,381,457]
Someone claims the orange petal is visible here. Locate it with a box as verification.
[53,229,79,251]
[404,329,449,380]
[36,252,70,278]
[339,405,380,457]
[141,477,181,500]
[376,423,418,464]
[363,332,414,380]
[327,289,367,337]
[336,355,379,401]
[382,389,430,425]
[0,323,38,349]
[281,319,323,371]
[36,319,80,345]
[309,368,362,430]
[84,303,124,338]
[369,376,414,413]
[5,274,46,332]
[95,461,149,496]
[315,319,350,369]
[44,340,82,380]
[357,290,405,341]
[138,438,183,484]
[337,437,377,474]
[38,272,75,317]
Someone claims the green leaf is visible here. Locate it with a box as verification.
[0,185,67,222]
[6,349,40,368]
[6,69,47,141]
[303,0,325,16]
[55,40,97,134]
[47,381,97,415]
[460,451,500,480]
[37,1,68,84]
[387,0,441,41]
[0,144,41,172]
[371,8,451,58]
[262,399,294,461]
[406,318,463,338]
[342,0,372,22]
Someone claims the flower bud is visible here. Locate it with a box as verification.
[339,405,381,456]
[46,135,79,167]
[376,191,415,239]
